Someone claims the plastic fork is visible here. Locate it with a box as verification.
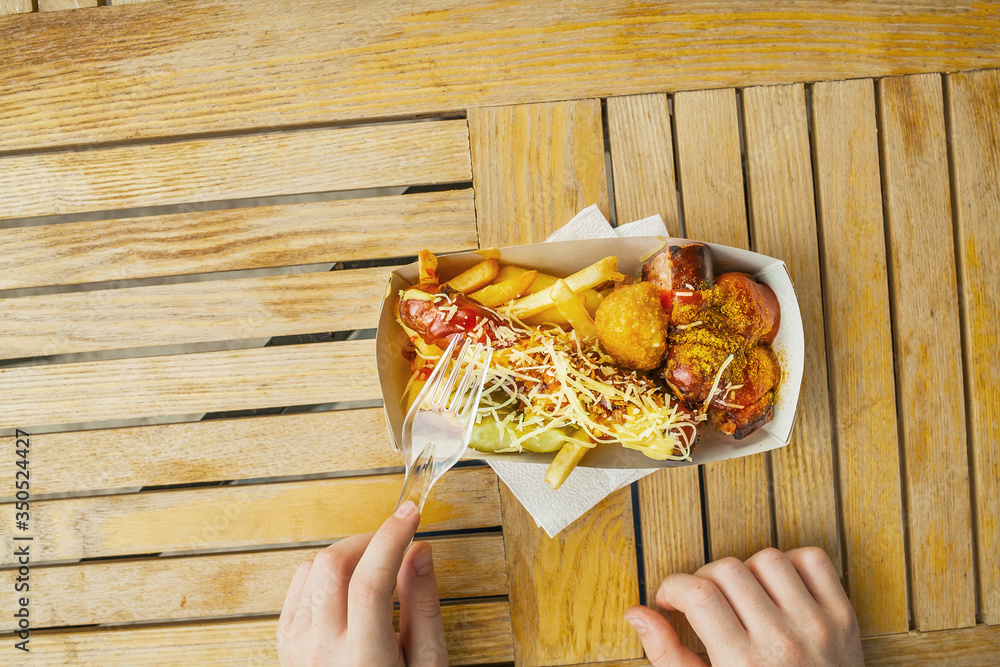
[396,336,494,513]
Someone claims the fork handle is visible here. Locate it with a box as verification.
[396,443,437,513]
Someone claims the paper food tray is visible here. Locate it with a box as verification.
[375,236,804,469]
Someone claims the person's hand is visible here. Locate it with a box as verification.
[277,500,448,666]
[625,547,863,667]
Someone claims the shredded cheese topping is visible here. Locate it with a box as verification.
[436,311,699,460]
[397,291,702,461]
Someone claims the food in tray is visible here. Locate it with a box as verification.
[393,243,782,488]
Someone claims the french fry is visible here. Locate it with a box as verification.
[469,270,538,308]
[520,285,604,326]
[524,271,558,294]
[544,441,590,489]
[499,267,603,305]
[475,247,502,260]
[495,264,531,283]
[552,279,596,339]
[444,259,499,293]
[405,378,426,413]
[502,256,623,319]
[418,249,438,285]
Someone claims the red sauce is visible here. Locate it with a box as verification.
[398,291,503,347]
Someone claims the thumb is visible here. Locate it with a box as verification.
[624,605,706,667]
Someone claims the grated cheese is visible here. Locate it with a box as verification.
[674,320,703,331]
[475,315,699,460]
[396,287,701,461]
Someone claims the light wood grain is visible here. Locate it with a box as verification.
[524,623,1000,666]
[879,72,976,632]
[0,0,31,15]
[947,68,1000,626]
[0,535,505,629]
[469,97,642,665]
[469,100,608,249]
[31,619,1000,667]
[862,623,1000,666]
[606,92,702,652]
[2,1,999,152]
[606,94,680,232]
[0,120,471,220]
[0,266,388,359]
[28,601,514,665]
[0,189,476,290]
[673,87,772,562]
[499,483,642,665]
[17,409,398,496]
[811,78,908,636]
[0,339,378,430]
[0,466,500,564]
[741,83,840,569]
[39,0,97,10]
[634,468,705,653]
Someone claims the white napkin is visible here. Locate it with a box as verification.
[487,204,670,537]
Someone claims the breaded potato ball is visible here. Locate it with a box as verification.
[595,282,669,370]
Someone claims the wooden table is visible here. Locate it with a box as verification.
[1,1,997,664]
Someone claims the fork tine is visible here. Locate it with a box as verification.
[448,342,483,413]
[456,345,493,418]
[414,336,459,413]
[437,337,473,408]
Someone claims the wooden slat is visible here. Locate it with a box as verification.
[0,120,471,220]
[19,409,398,497]
[520,623,1000,666]
[811,78,908,636]
[632,468,704,653]
[28,600,514,665]
[0,465,500,564]
[469,100,608,248]
[606,92,703,654]
[673,87,772,562]
[862,624,1000,666]
[0,339,378,430]
[0,534,505,629]
[30,618,1000,667]
[741,83,840,568]
[39,0,98,10]
[947,67,1000,626]
[879,72,976,632]
[0,189,477,291]
[0,266,387,359]
[606,93,680,231]
[469,98,642,665]
[2,1,999,152]
[0,0,31,15]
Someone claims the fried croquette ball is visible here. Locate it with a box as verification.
[595,282,669,370]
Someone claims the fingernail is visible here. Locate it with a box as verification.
[395,500,418,519]
[412,546,434,576]
[625,614,646,634]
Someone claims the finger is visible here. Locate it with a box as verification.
[398,542,448,666]
[624,605,706,667]
[347,500,422,643]
[655,573,747,657]
[301,532,372,631]
[696,556,789,635]
[784,547,854,619]
[277,560,312,637]
[743,548,815,615]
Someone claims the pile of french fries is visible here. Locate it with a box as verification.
[407,249,625,488]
